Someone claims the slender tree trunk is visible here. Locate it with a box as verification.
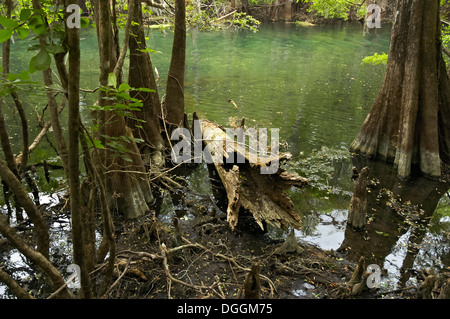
[0,158,49,258]
[65,0,92,298]
[0,213,72,298]
[32,0,70,175]
[91,0,116,295]
[350,0,450,178]
[0,0,19,177]
[164,0,186,128]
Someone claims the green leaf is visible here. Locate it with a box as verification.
[108,73,117,88]
[93,139,105,149]
[32,49,51,71]
[80,17,90,28]
[19,70,31,81]
[45,43,65,54]
[7,71,32,82]
[0,17,19,29]
[0,29,13,43]
[16,27,30,40]
[116,92,131,100]
[118,83,131,93]
[136,87,156,93]
[20,9,33,22]
[137,48,161,54]
[28,15,46,34]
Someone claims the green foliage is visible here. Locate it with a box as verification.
[185,1,260,32]
[231,12,261,32]
[87,73,154,160]
[442,26,450,47]
[302,0,365,20]
[0,0,90,75]
[361,52,388,66]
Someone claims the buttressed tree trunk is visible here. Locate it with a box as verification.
[164,0,186,128]
[93,0,153,219]
[128,0,165,168]
[350,0,450,179]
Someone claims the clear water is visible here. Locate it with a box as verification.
[1,21,449,297]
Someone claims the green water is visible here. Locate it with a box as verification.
[6,22,390,157]
[3,21,449,295]
[158,22,389,156]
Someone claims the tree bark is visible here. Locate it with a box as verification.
[348,166,369,229]
[0,0,19,176]
[164,0,186,128]
[350,0,450,179]
[199,118,307,231]
[128,0,165,168]
[65,0,91,298]
[91,0,117,296]
[92,0,152,220]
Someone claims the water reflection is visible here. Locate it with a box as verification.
[339,155,450,289]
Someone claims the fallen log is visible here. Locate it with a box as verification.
[198,117,308,231]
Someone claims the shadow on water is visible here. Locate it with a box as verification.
[338,155,450,290]
[273,145,449,292]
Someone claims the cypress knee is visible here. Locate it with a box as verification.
[348,166,369,229]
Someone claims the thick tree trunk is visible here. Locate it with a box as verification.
[128,0,165,168]
[350,0,450,178]
[164,0,186,128]
[92,0,153,220]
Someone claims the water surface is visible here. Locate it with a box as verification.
[2,21,449,297]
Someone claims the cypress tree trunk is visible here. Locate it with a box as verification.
[350,0,450,178]
[164,0,186,128]
[93,0,153,220]
[128,0,165,168]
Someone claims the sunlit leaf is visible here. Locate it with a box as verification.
[108,73,117,88]
[118,83,131,92]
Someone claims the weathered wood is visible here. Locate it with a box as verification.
[200,119,307,231]
[348,166,369,229]
[243,263,260,299]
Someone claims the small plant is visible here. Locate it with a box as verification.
[361,52,388,66]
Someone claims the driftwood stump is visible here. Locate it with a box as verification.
[243,263,260,299]
[198,118,308,231]
[348,166,369,229]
